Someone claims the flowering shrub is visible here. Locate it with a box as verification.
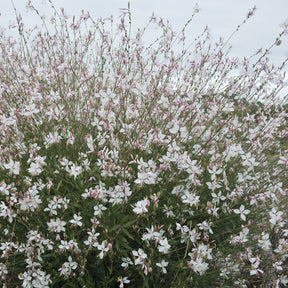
[0,1,288,287]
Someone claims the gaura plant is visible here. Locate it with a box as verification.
[0,1,288,287]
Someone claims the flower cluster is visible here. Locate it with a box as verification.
[0,1,287,287]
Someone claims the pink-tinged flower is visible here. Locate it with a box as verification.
[28,156,46,176]
[193,3,201,14]
[132,248,147,265]
[19,192,42,212]
[233,205,250,221]
[47,218,66,233]
[247,5,256,18]
[28,162,43,176]
[118,276,130,288]
[4,159,20,175]
[132,198,150,214]
[57,62,67,73]
[59,256,78,277]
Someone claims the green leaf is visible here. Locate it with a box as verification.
[122,218,137,228]
[56,180,63,191]
[122,228,134,240]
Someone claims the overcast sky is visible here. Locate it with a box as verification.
[1,0,288,69]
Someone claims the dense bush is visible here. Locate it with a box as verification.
[0,1,287,287]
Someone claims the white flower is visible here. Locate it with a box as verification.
[249,257,263,275]
[93,204,107,216]
[269,207,284,226]
[142,225,164,243]
[28,162,43,176]
[197,221,213,234]
[19,269,52,288]
[188,257,209,276]
[66,131,75,145]
[59,256,78,277]
[18,271,33,287]
[47,218,66,233]
[135,171,158,185]
[97,241,110,259]
[211,191,226,204]
[0,182,11,195]
[169,121,179,134]
[86,135,95,152]
[273,261,283,271]
[132,248,147,265]
[69,214,83,226]
[0,263,8,277]
[135,159,159,185]
[28,156,46,176]
[121,257,133,269]
[230,227,249,244]
[44,202,58,215]
[84,228,100,247]
[132,198,150,214]
[44,196,70,216]
[208,165,223,181]
[0,201,16,223]
[278,155,288,166]
[258,232,271,251]
[193,243,213,260]
[158,238,171,254]
[19,192,42,212]
[156,259,168,273]
[181,191,200,207]
[279,275,288,285]
[118,276,130,288]
[233,205,250,221]
[4,159,20,175]
[68,163,83,179]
